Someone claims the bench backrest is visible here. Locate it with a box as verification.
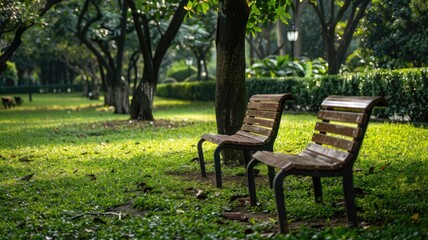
[302,96,387,169]
[237,94,293,143]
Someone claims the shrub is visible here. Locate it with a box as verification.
[0,62,18,86]
[157,68,428,122]
[166,64,197,82]
[157,81,215,101]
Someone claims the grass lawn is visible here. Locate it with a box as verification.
[0,93,427,239]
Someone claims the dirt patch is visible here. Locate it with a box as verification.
[109,202,147,217]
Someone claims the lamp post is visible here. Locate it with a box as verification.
[287,25,298,60]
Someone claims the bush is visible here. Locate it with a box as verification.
[0,62,18,86]
[157,81,215,101]
[157,68,428,122]
[166,66,197,82]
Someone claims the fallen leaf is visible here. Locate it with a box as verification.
[93,217,106,224]
[380,163,391,171]
[0,154,6,160]
[196,190,207,200]
[229,194,249,203]
[19,157,33,162]
[87,174,96,180]
[411,213,420,222]
[369,166,375,174]
[221,212,248,222]
[20,173,34,181]
[73,169,78,174]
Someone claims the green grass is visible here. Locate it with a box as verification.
[0,93,427,239]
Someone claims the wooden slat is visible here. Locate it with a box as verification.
[249,93,293,102]
[243,117,276,128]
[236,131,268,142]
[304,143,351,163]
[312,133,356,151]
[314,122,362,138]
[252,151,293,169]
[247,102,280,111]
[317,110,366,124]
[241,124,272,137]
[202,133,265,145]
[321,96,388,111]
[253,151,337,171]
[246,109,278,120]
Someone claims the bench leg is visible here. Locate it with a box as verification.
[214,146,222,188]
[197,138,207,178]
[243,150,251,167]
[312,176,323,203]
[246,158,259,206]
[343,173,357,226]
[268,166,275,188]
[274,171,289,234]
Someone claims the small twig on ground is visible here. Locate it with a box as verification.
[71,211,126,220]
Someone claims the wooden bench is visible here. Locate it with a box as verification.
[197,93,294,188]
[2,96,15,109]
[246,95,387,233]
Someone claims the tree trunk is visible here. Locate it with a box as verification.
[276,20,286,56]
[216,0,250,163]
[130,81,155,120]
[126,0,188,120]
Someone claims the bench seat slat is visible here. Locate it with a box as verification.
[236,130,269,142]
[314,122,362,138]
[304,143,351,163]
[317,110,366,124]
[241,124,272,137]
[246,109,278,120]
[243,117,276,128]
[202,133,265,145]
[253,151,337,171]
[312,133,356,151]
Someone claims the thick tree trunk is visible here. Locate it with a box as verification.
[216,0,250,163]
[130,81,155,120]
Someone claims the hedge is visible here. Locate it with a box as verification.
[156,81,216,101]
[158,68,428,122]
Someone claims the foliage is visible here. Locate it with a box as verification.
[0,61,18,86]
[159,68,428,122]
[185,0,292,35]
[246,56,327,78]
[166,61,197,82]
[0,94,427,239]
[361,0,428,68]
[157,81,216,101]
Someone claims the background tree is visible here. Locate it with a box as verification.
[176,11,217,81]
[125,0,189,120]
[0,0,62,73]
[75,0,130,113]
[309,0,370,74]
[361,0,428,68]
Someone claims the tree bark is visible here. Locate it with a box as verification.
[216,0,250,163]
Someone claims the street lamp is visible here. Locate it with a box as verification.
[287,25,298,60]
